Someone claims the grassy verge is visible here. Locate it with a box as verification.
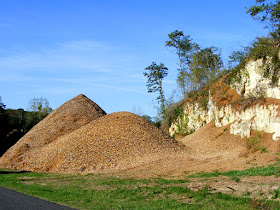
[188,161,280,178]
[0,169,279,209]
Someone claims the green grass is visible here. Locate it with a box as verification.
[188,161,280,178]
[0,169,279,209]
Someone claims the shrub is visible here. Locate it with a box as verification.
[244,131,264,151]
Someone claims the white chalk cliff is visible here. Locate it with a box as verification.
[170,58,280,141]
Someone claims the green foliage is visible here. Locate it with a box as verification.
[225,36,280,86]
[0,97,9,154]
[189,46,224,90]
[228,46,250,67]
[141,114,153,122]
[166,30,197,98]
[0,96,5,110]
[272,187,280,199]
[261,147,268,153]
[247,0,280,37]
[174,103,184,119]
[199,97,209,111]
[249,36,275,60]
[224,1,280,87]
[161,100,184,128]
[231,177,240,183]
[176,114,191,136]
[166,30,225,98]
[245,131,264,151]
[142,115,161,128]
[144,62,168,112]
[0,97,52,156]
[28,97,52,114]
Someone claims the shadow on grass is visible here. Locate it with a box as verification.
[0,170,30,175]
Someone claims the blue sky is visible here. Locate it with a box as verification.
[0,0,268,117]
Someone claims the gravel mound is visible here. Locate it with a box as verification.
[1,111,185,173]
[0,94,106,168]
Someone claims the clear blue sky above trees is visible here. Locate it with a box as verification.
[0,0,268,117]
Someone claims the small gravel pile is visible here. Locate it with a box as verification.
[0,94,106,169]
[0,96,184,173]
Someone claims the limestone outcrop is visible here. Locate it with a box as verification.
[170,59,280,141]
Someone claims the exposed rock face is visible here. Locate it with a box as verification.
[170,59,280,141]
[234,59,280,99]
[213,102,280,141]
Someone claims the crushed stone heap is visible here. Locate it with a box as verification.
[0,94,106,169]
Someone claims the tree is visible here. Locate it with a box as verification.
[0,96,5,111]
[0,97,9,155]
[26,97,52,129]
[247,0,280,38]
[189,47,223,90]
[143,62,168,112]
[165,30,197,98]
[229,46,251,68]
[28,97,52,114]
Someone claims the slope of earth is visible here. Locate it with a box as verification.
[180,123,280,171]
[120,123,280,178]
[0,112,186,174]
[0,94,106,168]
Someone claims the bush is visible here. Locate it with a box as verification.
[244,131,264,151]
[161,101,184,128]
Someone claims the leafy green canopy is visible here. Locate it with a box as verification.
[189,47,223,90]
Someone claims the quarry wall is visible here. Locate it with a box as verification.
[169,59,280,141]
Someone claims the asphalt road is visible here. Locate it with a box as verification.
[0,186,77,210]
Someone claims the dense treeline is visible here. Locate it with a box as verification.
[0,97,52,156]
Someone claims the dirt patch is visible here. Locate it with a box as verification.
[185,175,280,200]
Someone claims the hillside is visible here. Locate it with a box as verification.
[170,57,280,141]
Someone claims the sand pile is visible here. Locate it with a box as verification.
[0,107,185,173]
[0,94,106,168]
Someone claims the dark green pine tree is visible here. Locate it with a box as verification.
[144,62,168,113]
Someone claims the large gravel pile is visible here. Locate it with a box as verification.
[0,94,106,169]
[0,96,184,173]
